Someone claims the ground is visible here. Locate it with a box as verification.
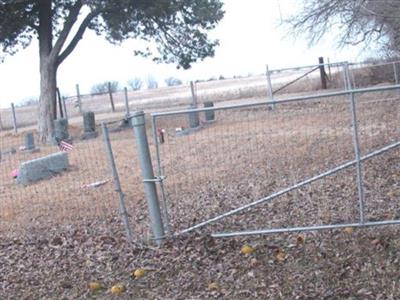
[0,72,399,298]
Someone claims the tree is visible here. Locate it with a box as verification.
[0,0,224,143]
[164,76,182,86]
[286,0,400,55]
[91,80,119,95]
[146,75,158,89]
[127,77,142,91]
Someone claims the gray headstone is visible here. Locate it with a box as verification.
[17,152,69,185]
[188,104,200,129]
[204,101,215,122]
[25,132,35,150]
[82,111,98,139]
[54,118,69,142]
[83,111,96,132]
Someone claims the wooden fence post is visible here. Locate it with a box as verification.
[319,57,328,89]
[108,82,116,112]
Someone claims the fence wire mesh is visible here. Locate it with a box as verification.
[152,87,400,236]
[0,123,152,241]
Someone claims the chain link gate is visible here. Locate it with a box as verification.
[145,84,400,240]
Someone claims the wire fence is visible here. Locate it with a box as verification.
[0,122,153,242]
[2,58,400,133]
[151,85,400,237]
[0,60,399,244]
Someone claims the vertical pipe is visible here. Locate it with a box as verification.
[75,84,82,113]
[266,64,273,99]
[11,102,17,134]
[124,87,130,117]
[151,115,171,233]
[349,92,365,223]
[393,62,398,85]
[344,62,352,90]
[190,81,198,107]
[62,96,68,121]
[131,111,165,244]
[108,82,116,112]
[102,123,134,243]
[266,64,275,109]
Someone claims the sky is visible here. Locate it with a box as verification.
[0,0,371,108]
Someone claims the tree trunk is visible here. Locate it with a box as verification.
[37,0,56,144]
[38,57,57,144]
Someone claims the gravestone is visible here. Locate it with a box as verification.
[188,104,200,129]
[204,101,215,122]
[82,111,98,139]
[17,152,69,185]
[23,132,40,153]
[54,118,69,143]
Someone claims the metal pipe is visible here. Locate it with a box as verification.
[131,111,165,244]
[349,92,365,223]
[152,84,400,117]
[124,87,130,118]
[151,115,171,233]
[180,140,400,234]
[268,61,348,73]
[102,123,134,243]
[212,219,400,238]
[266,64,273,100]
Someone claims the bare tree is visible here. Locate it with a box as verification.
[127,77,143,91]
[147,76,158,89]
[286,0,400,55]
[165,77,183,86]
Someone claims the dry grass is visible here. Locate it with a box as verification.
[0,80,399,298]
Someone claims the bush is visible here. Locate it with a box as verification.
[165,77,183,86]
[147,76,158,89]
[127,77,143,91]
[91,81,119,95]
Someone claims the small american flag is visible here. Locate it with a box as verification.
[56,137,74,152]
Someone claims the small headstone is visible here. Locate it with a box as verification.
[188,104,200,129]
[23,132,40,153]
[54,118,70,143]
[204,101,215,122]
[82,111,98,139]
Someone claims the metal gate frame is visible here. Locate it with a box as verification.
[150,84,400,238]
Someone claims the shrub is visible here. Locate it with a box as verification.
[147,76,158,89]
[165,77,183,86]
[91,81,119,95]
[127,77,143,91]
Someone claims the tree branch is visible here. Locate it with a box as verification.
[50,0,83,60]
[56,10,98,66]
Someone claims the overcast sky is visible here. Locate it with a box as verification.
[0,0,369,108]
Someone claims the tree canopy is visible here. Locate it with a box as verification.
[0,0,224,142]
[286,0,400,55]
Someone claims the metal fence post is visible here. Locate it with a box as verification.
[102,123,134,243]
[393,62,398,85]
[124,87,130,118]
[344,62,352,90]
[266,64,275,109]
[75,84,82,113]
[130,111,165,244]
[349,91,365,223]
[11,103,17,133]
